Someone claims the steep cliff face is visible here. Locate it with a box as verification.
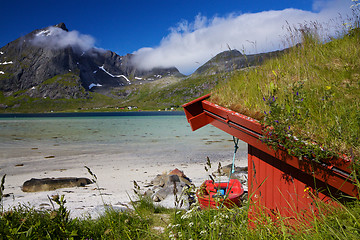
[0,23,182,99]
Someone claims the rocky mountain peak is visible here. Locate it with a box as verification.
[54,22,68,32]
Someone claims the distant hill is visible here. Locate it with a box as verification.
[193,49,284,76]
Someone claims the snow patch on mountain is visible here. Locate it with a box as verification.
[99,65,117,77]
[36,29,52,37]
[118,75,130,83]
[89,83,102,89]
[99,65,131,83]
[0,61,13,65]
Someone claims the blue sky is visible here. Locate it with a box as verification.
[0,0,354,74]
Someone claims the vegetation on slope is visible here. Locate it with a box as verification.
[112,73,227,110]
[212,22,360,164]
[0,70,227,112]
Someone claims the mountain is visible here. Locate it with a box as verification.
[0,23,285,112]
[193,49,284,76]
[0,23,183,100]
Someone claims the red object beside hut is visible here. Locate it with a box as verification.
[197,179,244,209]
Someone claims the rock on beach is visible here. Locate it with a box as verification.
[22,177,92,192]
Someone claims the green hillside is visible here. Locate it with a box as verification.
[211,25,360,163]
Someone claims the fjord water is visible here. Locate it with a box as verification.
[0,112,247,169]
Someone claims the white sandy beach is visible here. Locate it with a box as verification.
[1,142,248,219]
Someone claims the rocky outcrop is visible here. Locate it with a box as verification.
[26,73,90,99]
[142,168,194,208]
[22,177,92,192]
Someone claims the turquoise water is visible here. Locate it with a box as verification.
[0,113,247,163]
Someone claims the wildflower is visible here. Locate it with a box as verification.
[210,220,220,226]
[169,231,176,239]
[181,208,195,219]
[200,230,207,235]
[181,214,190,220]
[189,222,194,227]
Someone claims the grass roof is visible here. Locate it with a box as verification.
[211,24,360,164]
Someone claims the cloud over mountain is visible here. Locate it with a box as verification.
[30,26,96,52]
[132,0,353,75]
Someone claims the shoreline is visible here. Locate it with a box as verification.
[2,150,248,219]
[0,114,248,218]
[0,110,185,118]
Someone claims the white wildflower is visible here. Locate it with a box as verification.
[169,231,175,239]
[200,230,207,235]
[181,212,191,219]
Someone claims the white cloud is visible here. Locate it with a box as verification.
[31,26,96,52]
[132,0,353,75]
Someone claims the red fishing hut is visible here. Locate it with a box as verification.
[183,94,358,223]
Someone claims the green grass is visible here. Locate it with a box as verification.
[1,183,360,239]
[211,24,360,163]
